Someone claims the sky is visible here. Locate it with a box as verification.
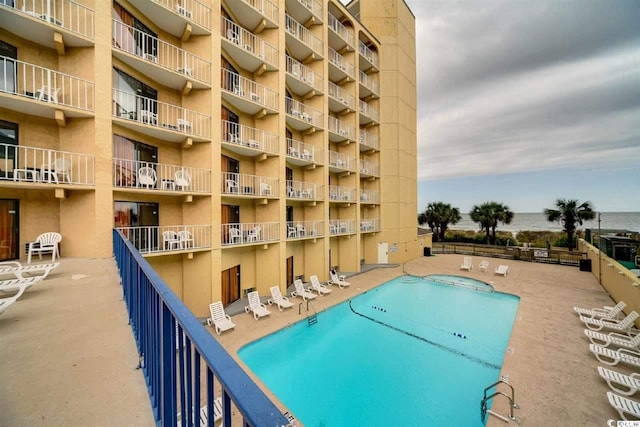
[405,0,640,213]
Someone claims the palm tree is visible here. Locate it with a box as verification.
[470,202,514,244]
[544,199,595,250]
[418,202,461,242]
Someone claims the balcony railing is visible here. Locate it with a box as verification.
[112,89,211,139]
[328,81,355,110]
[285,14,323,56]
[112,20,211,85]
[150,0,211,31]
[359,128,379,151]
[0,55,94,112]
[328,12,354,47]
[328,151,356,172]
[239,0,279,25]
[359,70,379,95]
[360,189,380,204]
[328,116,354,140]
[286,220,324,239]
[113,159,211,194]
[329,184,356,202]
[286,179,318,199]
[293,0,322,20]
[359,100,379,123]
[360,218,380,232]
[359,40,379,69]
[360,159,380,176]
[113,230,288,427]
[286,56,323,93]
[15,0,95,39]
[329,219,356,235]
[221,222,279,246]
[221,120,279,154]
[221,69,278,111]
[328,47,354,77]
[116,225,211,254]
[221,17,278,69]
[221,172,278,197]
[0,143,94,186]
[285,97,322,128]
[287,138,320,163]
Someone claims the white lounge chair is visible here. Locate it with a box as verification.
[607,392,640,421]
[267,286,294,311]
[460,256,473,271]
[206,301,236,335]
[478,260,489,273]
[27,232,62,264]
[0,261,59,280]
[328,269,350,289]
[584,329,640,349]
[598,366,640,396]
[177,397,223,427]
[244,291,271,320]
[581,311,640,334]
[589,344,640,367]
[309,275,332,296]
[0,276,44,293]
[574,301,626,319]
[291,279,316,302]
[494,265,509,276]
[0,284,27,315]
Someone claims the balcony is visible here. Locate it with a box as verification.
[328,47,354,82]
[113,159,211,195]
[328,81,354,113]
[328,116,354,143]
[285,97,322,131]
[359,70,379,99]
[329,219,356,235]
[221,172,279,200]
[221,17,278,72]
[112,89,211,143]
[359,40,380,71]
[359,128,379,151]
[0,56,94,120]
[285,14,323,62]
[285,56,323,96]
[360,189,380,204]
[328,151,355,174]
[223,0,279,30]
[360,159,380,178]
[221,120,279,157]
[329,185,356,203]
[112,20,211,89]
[286,179,320,200]
[0,143,94,190]
[220,69,278,115]
[286,220,323,240]
[221,222,279,246]
[359,100,379,125]
[286,138,321,167]
[0,0,94,49]
[360,218,380,233]
[117,225,211,255]
[285,0,323,26]
[328,12,354,51]
[127,0,211,38]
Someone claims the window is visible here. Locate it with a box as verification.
[0,120,17,178]
[114,201,159,251]
[0,41,17,94]
[113,135,157,187]
[113,2,158,60]
[113,68,157,120]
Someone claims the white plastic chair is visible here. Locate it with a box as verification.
[296,223,305,237]
[27,232,62,264]
[206,301,236,335]
[328,269,350,289]
[309,275,332,296]
[226,179,239,194]
[607,392,640,421]
[138,166,157,189]
[460,256,473,271]
[287,226,297,238]
[228,228,242,244]
[41,158,72,184]
[0,261,59,280]
[0,284,28,316]
[177,230,194,249]
[259,182,271,196]
[163,231,180,250]
[574,301,626,319]
[494,264,509,276]
[244,291,271,320]
[478,260,490,273]
[174,169,191,191]
[246,227,261,242]
[291,279,316,302]
[267,286,294,311]
[36,86,60,103]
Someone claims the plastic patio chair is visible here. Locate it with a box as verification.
[27,232,62,264]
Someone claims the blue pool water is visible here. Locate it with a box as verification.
[238,275,520,426]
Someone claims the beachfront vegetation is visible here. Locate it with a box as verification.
[441,230,581,248]
[469,202,514,245]
[418,202,461,242]
[544,199,595,251]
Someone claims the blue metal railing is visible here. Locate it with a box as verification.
[113,229,289,427]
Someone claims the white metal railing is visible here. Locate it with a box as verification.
[329,219,355,235]
[293,0,322,21]
[112,20,211,84]
[328,116,354,140]
[359,70,379,94]
[286,56,323,93]
[112,89,211,139]
[359,99,379,122]
[328,151,355,172]
[285,14,323,55]
[112,158,211,193]
[221,120,279,154]
[328,81,355,110]
[221,17,278,69]
[0,142,94,185]
[329,184,356,202]
[221,172,278,197]
[359,40,379,68]
[287,138,320,163]
[328,47,354,77]
[14,0,95,39]
[328,13,354,47]
[221,222,279,246]
[360,159,380,176]
[286,220,323,238]
[221,68,278,111]
[359,128,379,150]
[360,189,379,204]
[151,0,211,31]
[239,0,278,25]
[0,55,94,111]
[360,218,380,232]
[285,97,322,128]
[286,179,318,199]
[117,224,211,254]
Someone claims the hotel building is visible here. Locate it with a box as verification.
[0,0,420,317]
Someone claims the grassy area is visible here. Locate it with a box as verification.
[443,230,583,248]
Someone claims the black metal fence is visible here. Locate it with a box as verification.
[432,242,586,266]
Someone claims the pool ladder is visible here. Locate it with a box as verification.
[299,300,318,326]
[480,380,519,423]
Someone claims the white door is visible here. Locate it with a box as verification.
[377,242,388,264]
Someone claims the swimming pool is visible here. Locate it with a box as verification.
[238,275,520,426]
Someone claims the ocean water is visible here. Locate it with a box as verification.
[447,212,640,233]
